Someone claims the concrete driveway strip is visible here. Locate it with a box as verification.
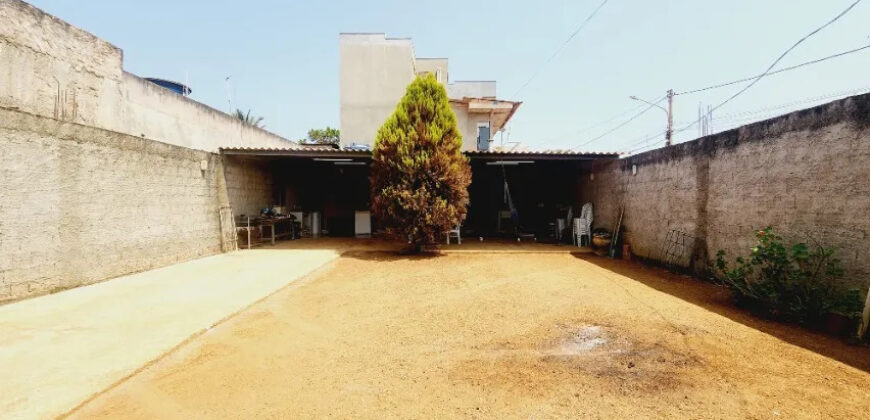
[0,246,340,420]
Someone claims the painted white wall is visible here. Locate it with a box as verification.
[415,58,448,84]
[451,104,492,151]
[448,81,496,99]
[339,33,416,147]
[338,33,502,150]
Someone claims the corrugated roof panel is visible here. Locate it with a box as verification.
[220,146,620,158]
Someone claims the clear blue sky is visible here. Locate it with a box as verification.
[28,0,870,153]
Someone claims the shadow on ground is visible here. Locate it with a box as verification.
[341,250,445,262]
[573,254,870,373]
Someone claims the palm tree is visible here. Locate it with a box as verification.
[234,109,264,128]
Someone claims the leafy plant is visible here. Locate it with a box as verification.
[301,127,340,145]
[369,74,471,253]
[715,228,863,323]
[234,109,264,128]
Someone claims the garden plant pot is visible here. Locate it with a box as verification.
[592,236,611,248]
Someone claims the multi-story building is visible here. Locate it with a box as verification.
[339,33,521,151]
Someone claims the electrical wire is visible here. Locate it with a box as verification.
[707,86,870,121]
[624,129,668,154]
[675,0,863,136]
[531,2,864,152]
[692,87,870,133]
[668,85,870,146]
[528,102,651,149]
[675,44,870,96]
[557,40,869,151]
[570,97,666,150]
[623,129,667,150]
[510,0,610,99]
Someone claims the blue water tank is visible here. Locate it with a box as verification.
[144,78,192,96]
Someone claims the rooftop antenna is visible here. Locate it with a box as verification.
[225,75,234,113]
[698,102,713,137]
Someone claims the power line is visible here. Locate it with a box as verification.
[668,85,870,145]
[570,98,666,150]
[510,0,610,99]
[624,129,667,150]
[629,144,658,155]
[676,44,870,96]
[529,102,650,149]
[628,138,666,155]
[685,87,870,136]
[552,40,868,151]
[709,86,870,121]
[672,86,870,127]
[675,0,863,134]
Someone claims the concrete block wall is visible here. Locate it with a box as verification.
[580,93,870,290]
[0,0,294,152]
[0,1,289,302]
[0,108,229,302]
[223,156,274,218]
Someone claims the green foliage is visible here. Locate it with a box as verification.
[234,109,264,128]
[302,127,340,145]
[370,74,471,251]
[715,228,863,323]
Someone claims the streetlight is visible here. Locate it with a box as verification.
[630,89,674,146]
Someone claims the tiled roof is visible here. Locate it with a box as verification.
[220,145,370,154]
[464,149,618,157]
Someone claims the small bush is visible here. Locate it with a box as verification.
[715,228,863,324]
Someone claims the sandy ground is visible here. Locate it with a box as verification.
[65,245,870,419]
[0,240,364,419]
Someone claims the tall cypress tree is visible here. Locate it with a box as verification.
[370,74,471,252]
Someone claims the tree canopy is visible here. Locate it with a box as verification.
[370,74,471,252]
[302,127,340,145]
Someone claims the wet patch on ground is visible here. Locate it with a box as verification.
[451,321,702,397]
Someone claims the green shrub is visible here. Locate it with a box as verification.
[370,74,471,252]
[715,228,863,323]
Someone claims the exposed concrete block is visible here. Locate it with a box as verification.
[580,93,870,291]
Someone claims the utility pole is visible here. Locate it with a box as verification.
[629,89,675,147]
[665,89,674,146]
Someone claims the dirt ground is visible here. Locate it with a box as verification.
[69,245,870,419]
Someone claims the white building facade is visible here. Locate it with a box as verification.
[339,33,520,151]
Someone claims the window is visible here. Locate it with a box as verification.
[476,122,491,151]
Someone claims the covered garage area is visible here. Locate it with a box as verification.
[220,146,617,242]
[464,150,617,240]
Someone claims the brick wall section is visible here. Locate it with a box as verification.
[580,94,870,290]
[0,108,229,302]
[223,156,274,218]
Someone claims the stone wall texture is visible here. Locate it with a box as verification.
[580,93,870,290]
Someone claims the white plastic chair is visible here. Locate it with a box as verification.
[575,203,593,246]
[446,225,461,245]
[572,217,582,246]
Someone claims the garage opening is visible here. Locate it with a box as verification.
[220,147,616,243]
[464,153,600,242]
